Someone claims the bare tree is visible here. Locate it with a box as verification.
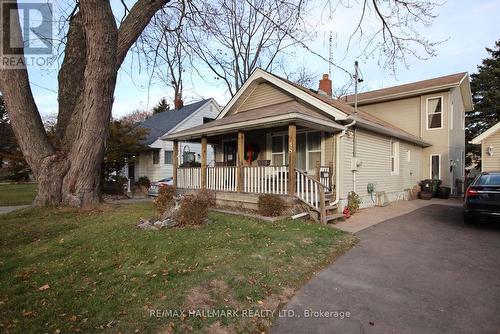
[140,3,187,103]
[183,0,311,96]
[0,0,173,207]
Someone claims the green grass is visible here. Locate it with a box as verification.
[0,203,357,333]
[0,183,37,206]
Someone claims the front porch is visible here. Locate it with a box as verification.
[170,122,341,223]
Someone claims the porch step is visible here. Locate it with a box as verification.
[325,213,344,223]
[326,204,338,211]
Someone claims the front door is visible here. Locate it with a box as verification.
[223,140,237,166]
[128,163,135,181]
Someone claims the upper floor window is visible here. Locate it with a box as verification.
[203,117,214,124]
[450,103,454,130]
[427,97,443,129]
[152,150,160,165]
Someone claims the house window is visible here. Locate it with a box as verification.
[164,150,173,164]
[183,151,195,163]
[407,149,411,162]
[271,134,288,166]
[390,140,400,175]
[307,132,321,171]
[203,117,214,124]
[461,109,465,130]
[430,154,441,180]
[152,150,160,165]
[427,97,443,129]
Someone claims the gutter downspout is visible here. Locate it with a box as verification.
[331,119,356,207]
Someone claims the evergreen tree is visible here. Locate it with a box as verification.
[466,40,500,167]
[152,98,170,114]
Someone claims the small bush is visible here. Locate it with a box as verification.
[347,191,361,214]
[154,185,176,218]
[258,194,285,217]
[137,176,150,188]
[174,189,215,226]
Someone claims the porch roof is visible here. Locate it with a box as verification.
[163,101,345,141]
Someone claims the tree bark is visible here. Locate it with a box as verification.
[0,0,171,207]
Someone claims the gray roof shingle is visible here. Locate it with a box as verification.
[138,99,210,145]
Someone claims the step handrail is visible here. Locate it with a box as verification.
[295,169,328,224]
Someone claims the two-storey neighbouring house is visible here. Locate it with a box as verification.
[342,73,474,195]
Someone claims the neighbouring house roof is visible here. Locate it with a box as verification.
[138,99,211,145]
[471,121,500,144]
[341,72,473,111]
[166,68,431,147]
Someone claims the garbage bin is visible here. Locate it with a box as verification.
[420,179,433,193]
[430,179,442,196]
[438,186,451,199]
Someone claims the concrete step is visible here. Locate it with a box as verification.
[325,213,344,223]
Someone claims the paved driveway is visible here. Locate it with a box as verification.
[272,204,500,334]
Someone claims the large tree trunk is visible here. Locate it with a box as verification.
[0,0,170,207]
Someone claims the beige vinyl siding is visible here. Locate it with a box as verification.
[236,82,294,112]
[357,97,421,136]
[324,133,335,167]
[341,129,422,199]
[481,130,500,172]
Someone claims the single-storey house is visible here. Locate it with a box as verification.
[124,98,221,182]
[471,121,500,172]
[164,68,472,223]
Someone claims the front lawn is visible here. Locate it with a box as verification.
[0,183,37,206]
[0,203,357,333]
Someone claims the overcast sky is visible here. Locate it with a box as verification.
[26,0,500,119]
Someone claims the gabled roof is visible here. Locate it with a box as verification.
[138,99,211,145]
[341,72,473,111]
[167,68,431,147]
[471,122,500,144]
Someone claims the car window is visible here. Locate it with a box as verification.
[475,174,500,185]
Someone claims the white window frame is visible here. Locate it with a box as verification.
[461,109,465,130]
[407,149,411,162]
[390,139,400,175]
[270,130,323,170]
[271,134,288,166]
[426,96,444,130]
[430,154,441,180]
[164,150,173,165]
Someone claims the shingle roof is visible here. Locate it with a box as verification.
[267,72,425,143]
[138,99,209,145]
[341,72,467,104]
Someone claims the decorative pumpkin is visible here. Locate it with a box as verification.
[244,143,260,164]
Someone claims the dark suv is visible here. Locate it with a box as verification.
[463,172,500,223]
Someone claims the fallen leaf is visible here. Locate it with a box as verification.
[38,284,50,291]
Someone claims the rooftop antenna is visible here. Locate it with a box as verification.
[328,32,334,77]
[353,61,363,114]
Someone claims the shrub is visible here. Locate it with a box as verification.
[174,189,215,226]
[258,194,285,217]
[347,191,361,214]
[137,176,150,188]
[154,185,176,218]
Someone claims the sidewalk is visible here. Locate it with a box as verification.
[334,198,463,233]
[0,205,31,215]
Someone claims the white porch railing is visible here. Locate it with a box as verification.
[177,167,201,189]
[296,169,328,210]
[243,166,288,194]
[319,166,332,191]
[207,166,237,192]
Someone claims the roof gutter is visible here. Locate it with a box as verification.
[330,120,356,207]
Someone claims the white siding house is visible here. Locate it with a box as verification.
[126,99,220,182]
